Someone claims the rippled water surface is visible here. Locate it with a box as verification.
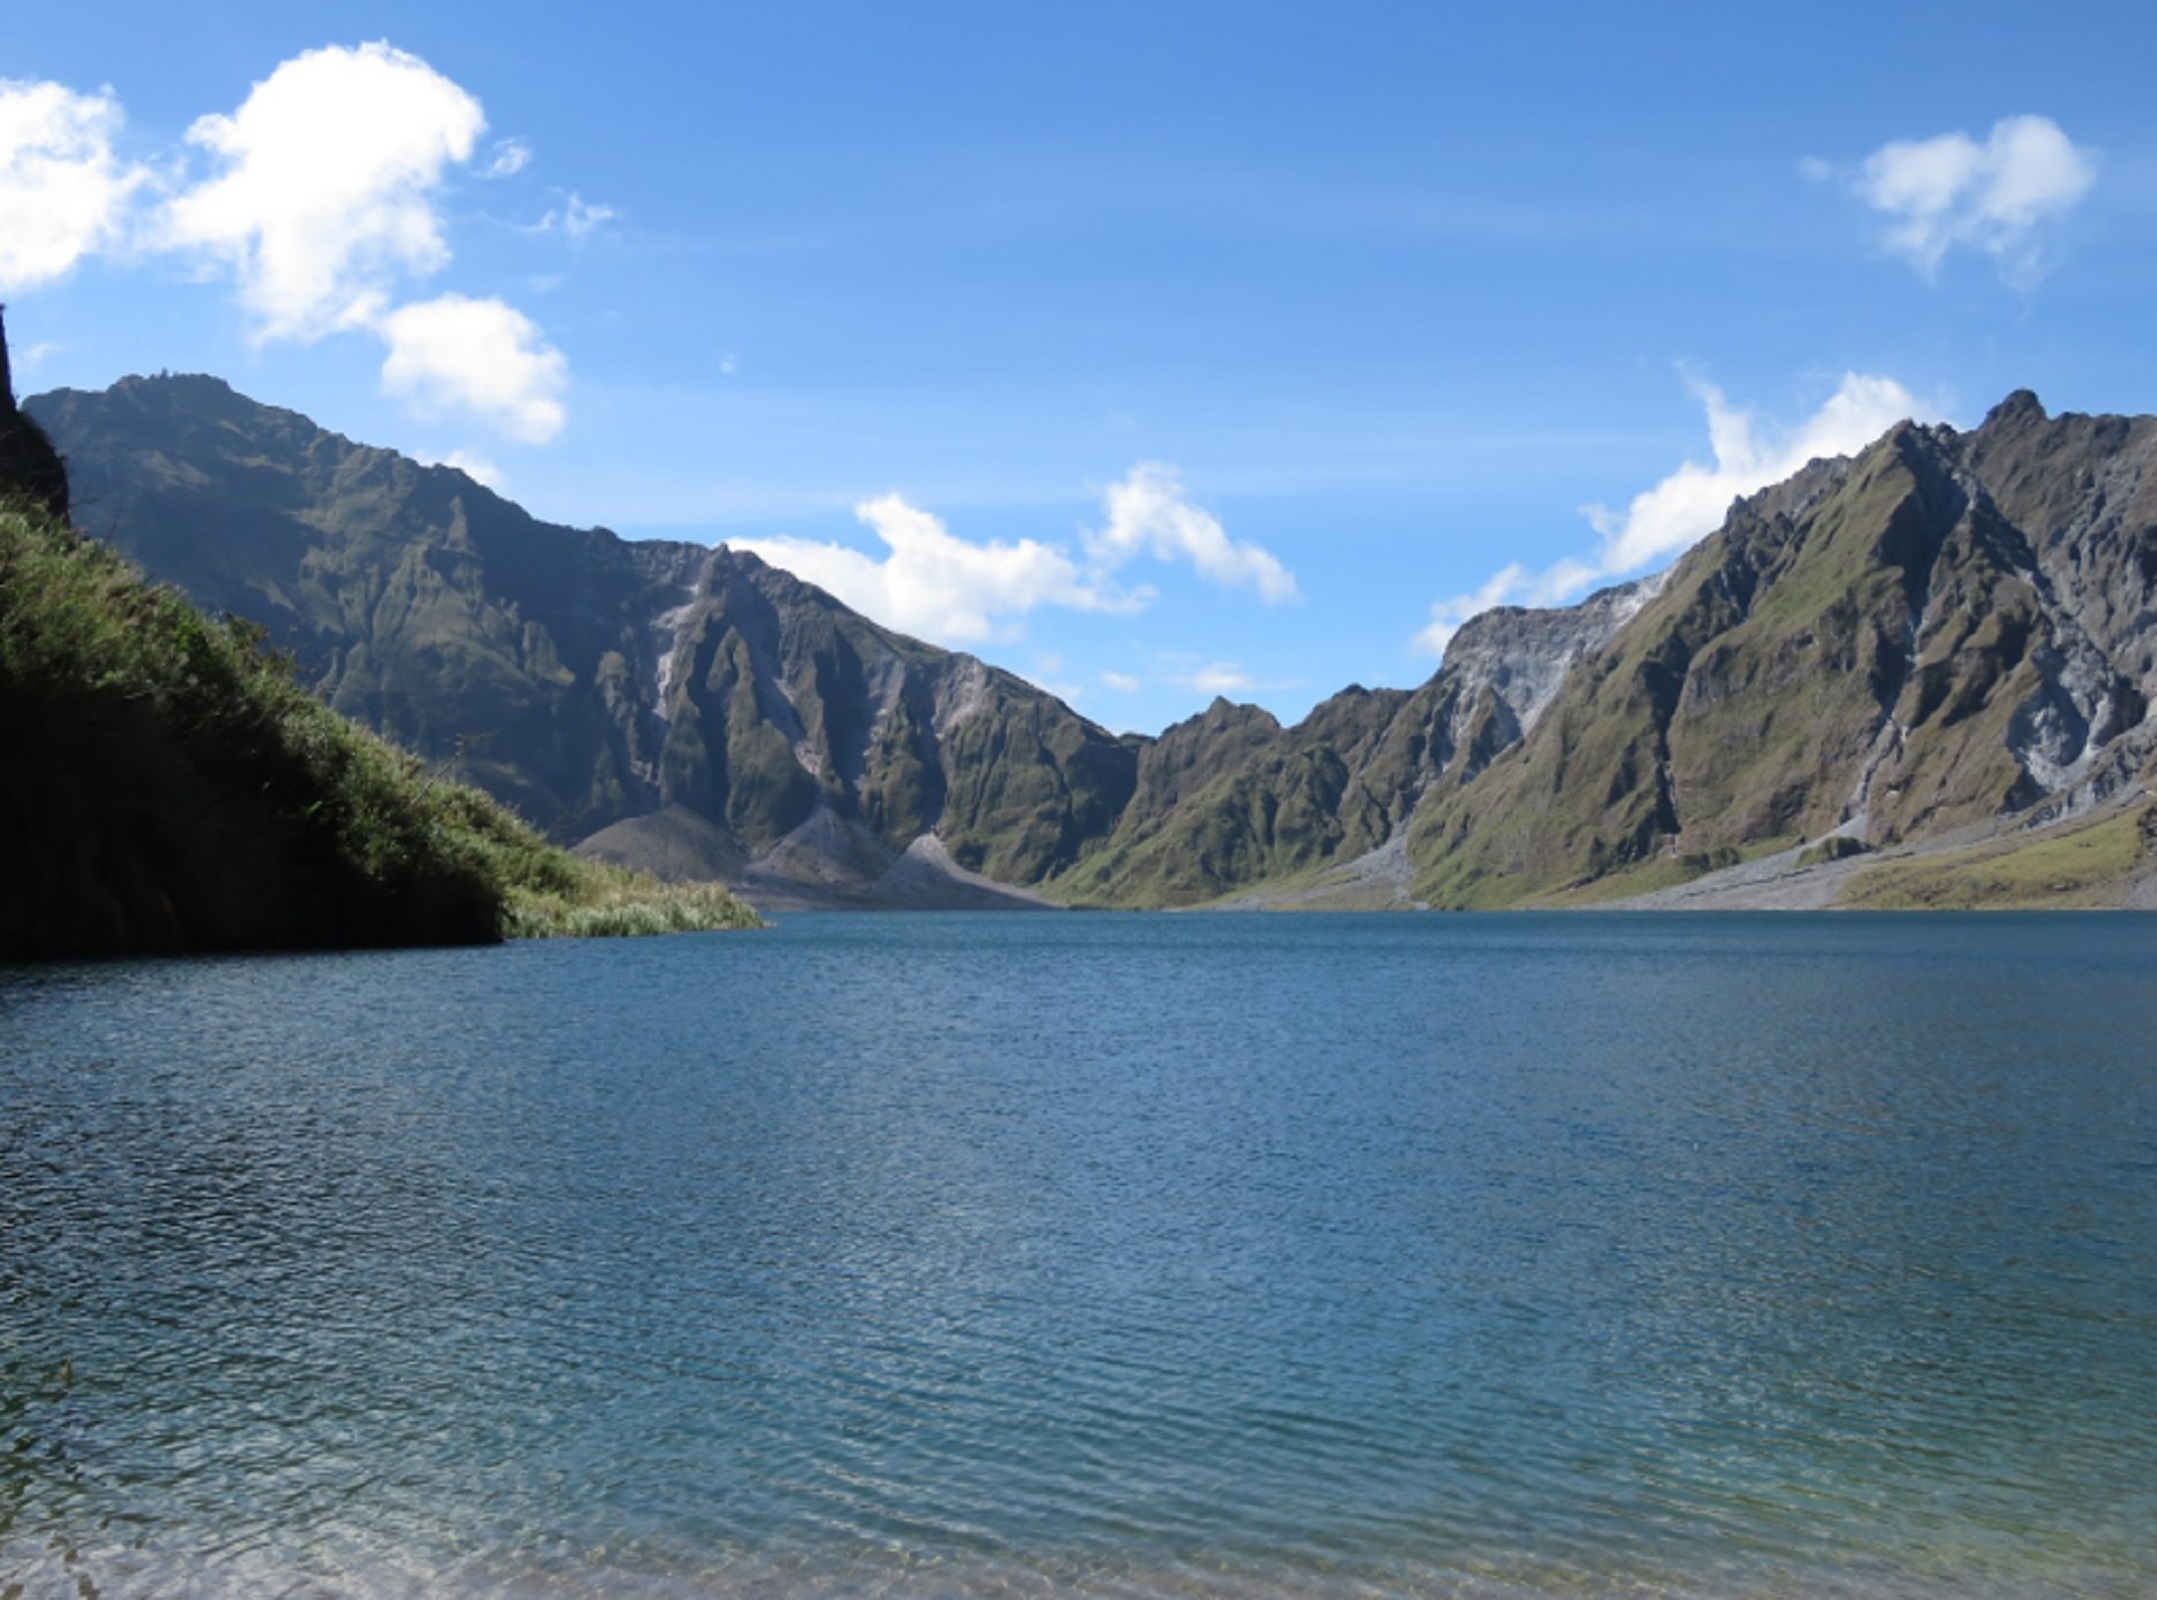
[4,913,2156,1599]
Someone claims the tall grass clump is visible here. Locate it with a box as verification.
[0,496,757,959]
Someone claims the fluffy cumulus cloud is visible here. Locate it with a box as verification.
[1414,373,1935,656]
[380,294,568,444]
[731,466,1297,647]
[1088,462,1300,603]
[1851,115,2097,286]
[0,79,146,292]
[733,496,1126,645]
[6,45,579,444]
[159,42,485,338]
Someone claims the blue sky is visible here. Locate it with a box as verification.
[7,2,2153,734]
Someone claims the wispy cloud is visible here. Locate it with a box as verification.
[479,138,531,179]
[731,466,1296,647]
[1412,565,1533,659]
[1100,670,1141,693]
[1183,662,1257,696]
[1833,115,2097,287]
[1087,462,1300,604]
[1414,372,1937,655]
[0,79,148,292]
[533,193,616,242]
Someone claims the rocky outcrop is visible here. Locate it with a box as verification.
[0,306,67,524]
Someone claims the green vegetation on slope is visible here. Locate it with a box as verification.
[0,495,757,960]
[1836,800,2155,909]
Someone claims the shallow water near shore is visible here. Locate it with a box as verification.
[4,912,2156,1599]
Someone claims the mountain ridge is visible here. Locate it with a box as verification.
[30,375,2157,909]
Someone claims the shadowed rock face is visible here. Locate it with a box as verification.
[31,374,2157,907]
[30,375,1139,899]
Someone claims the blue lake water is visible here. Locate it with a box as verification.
[3,912,2156,1599]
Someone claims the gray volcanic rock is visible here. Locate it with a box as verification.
[1440,573,1664,740]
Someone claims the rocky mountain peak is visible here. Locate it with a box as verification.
[1982,388,2049,432]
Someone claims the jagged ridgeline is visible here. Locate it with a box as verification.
[29,373,2157,910]
[1408,398,2157,905]
[0,327,756,959]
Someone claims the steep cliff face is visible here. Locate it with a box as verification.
[632,546,1137,893]
[1407,398,2157,906]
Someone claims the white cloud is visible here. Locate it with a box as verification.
[7,48,571,445]
[730,465,1292,645]
[0,79,146,292]
[535,193,615,242]
[1088,462,1300,603]
[380,294,567,443]
[480,138,531,179]
[1100,671,1142,693]
[159,41,485,338]
[1414,372,1937,655]
[1185,663,1256,696]
[1852,115,2097,286]
[1584,372,1926,575]
[429,448,504,490]
[732,495,1134,646]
